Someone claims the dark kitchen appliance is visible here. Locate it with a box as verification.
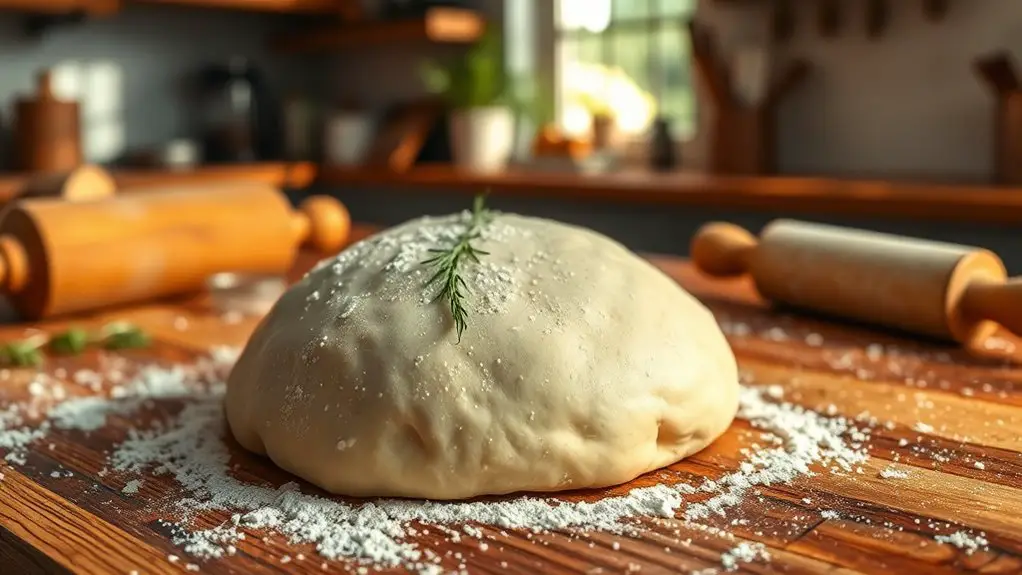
[196,57,282,164]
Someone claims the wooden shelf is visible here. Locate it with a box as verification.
[115,161,317,189]
[271,7,484,53]
[0,0,118,14]
[0,0,354,15]
[318,166,1022,225]
[0,162,317,203]
[131,0,350,14]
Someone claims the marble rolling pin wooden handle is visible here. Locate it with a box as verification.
[0,184,350,320]
[691,219,1021,346]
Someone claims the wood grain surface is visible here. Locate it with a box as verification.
[0,224,1020,574]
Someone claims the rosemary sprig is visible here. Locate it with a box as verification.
[422,194,493,343]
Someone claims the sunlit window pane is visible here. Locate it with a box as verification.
[555,0,696,141]
[657,0,696,17]
[657,22,695,138]
[612,30,653,95]
[558,0,611,32]
[612,0,649,20]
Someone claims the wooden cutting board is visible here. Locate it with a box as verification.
[0,225,1020,575]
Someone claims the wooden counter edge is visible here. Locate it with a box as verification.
[318,166,1022,225]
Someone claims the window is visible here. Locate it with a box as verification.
[51,60,126,164]
[554,0,697,141]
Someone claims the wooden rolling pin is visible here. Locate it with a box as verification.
[0,184,350,320]
[691,219,1020,346]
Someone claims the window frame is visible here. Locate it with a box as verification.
[536,0,702,167]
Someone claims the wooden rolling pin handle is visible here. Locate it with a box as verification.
[291,195,352,254]
[962,277,1022,337]
[0,235,29,295]
[690,222,758,277]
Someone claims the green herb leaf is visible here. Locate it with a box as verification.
[49,328,90,355]
[3,341,44,367]
[101,323,151,350]
[422,193,493,343]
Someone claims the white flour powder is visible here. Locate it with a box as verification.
[934,530,989,555]
[719,541,770,571]
[0,346,973,573]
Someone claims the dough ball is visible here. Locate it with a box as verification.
[225,211,739,500]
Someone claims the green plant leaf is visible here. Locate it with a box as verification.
[421,29,508,109]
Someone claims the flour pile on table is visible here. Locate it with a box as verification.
[0,349,973,573]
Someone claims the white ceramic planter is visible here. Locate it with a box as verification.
[324,112,374,167]
[449,106,514,173]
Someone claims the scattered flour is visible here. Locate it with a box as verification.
[934,530,989,555]
[719,541,770,571]
[0,345,974,573]
[100,376,873,571]
[879,466,909,479]
[804,333,824,347]
[685,386,870,521]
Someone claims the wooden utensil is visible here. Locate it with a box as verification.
[732,46,770,107]
[0,184,350,320]
[691,219,1021,346]
[772,0,796,42]
[973,53,1022,184]
[687,20,733,108]
[865,0,889,39]
[974,53,1019,93]
[818,0,840,37]
[13,70,82,174]
[923,0,949,21]
[365,99,442,172]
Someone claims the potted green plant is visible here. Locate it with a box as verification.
[423,31,515,173]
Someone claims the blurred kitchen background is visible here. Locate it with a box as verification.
[2,0,1021,268]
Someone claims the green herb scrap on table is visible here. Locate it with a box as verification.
[1,322,151,367]
[422,193,494,343]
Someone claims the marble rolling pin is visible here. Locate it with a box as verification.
[691,219,1021,345]
[0,184,350,320]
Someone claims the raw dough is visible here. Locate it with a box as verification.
[226,212,739,500]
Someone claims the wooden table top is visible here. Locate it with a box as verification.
[0,225,1020,574]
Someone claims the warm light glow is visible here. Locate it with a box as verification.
[557,0,611,32]
[50,60,125,163]
[559,62,657,138]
